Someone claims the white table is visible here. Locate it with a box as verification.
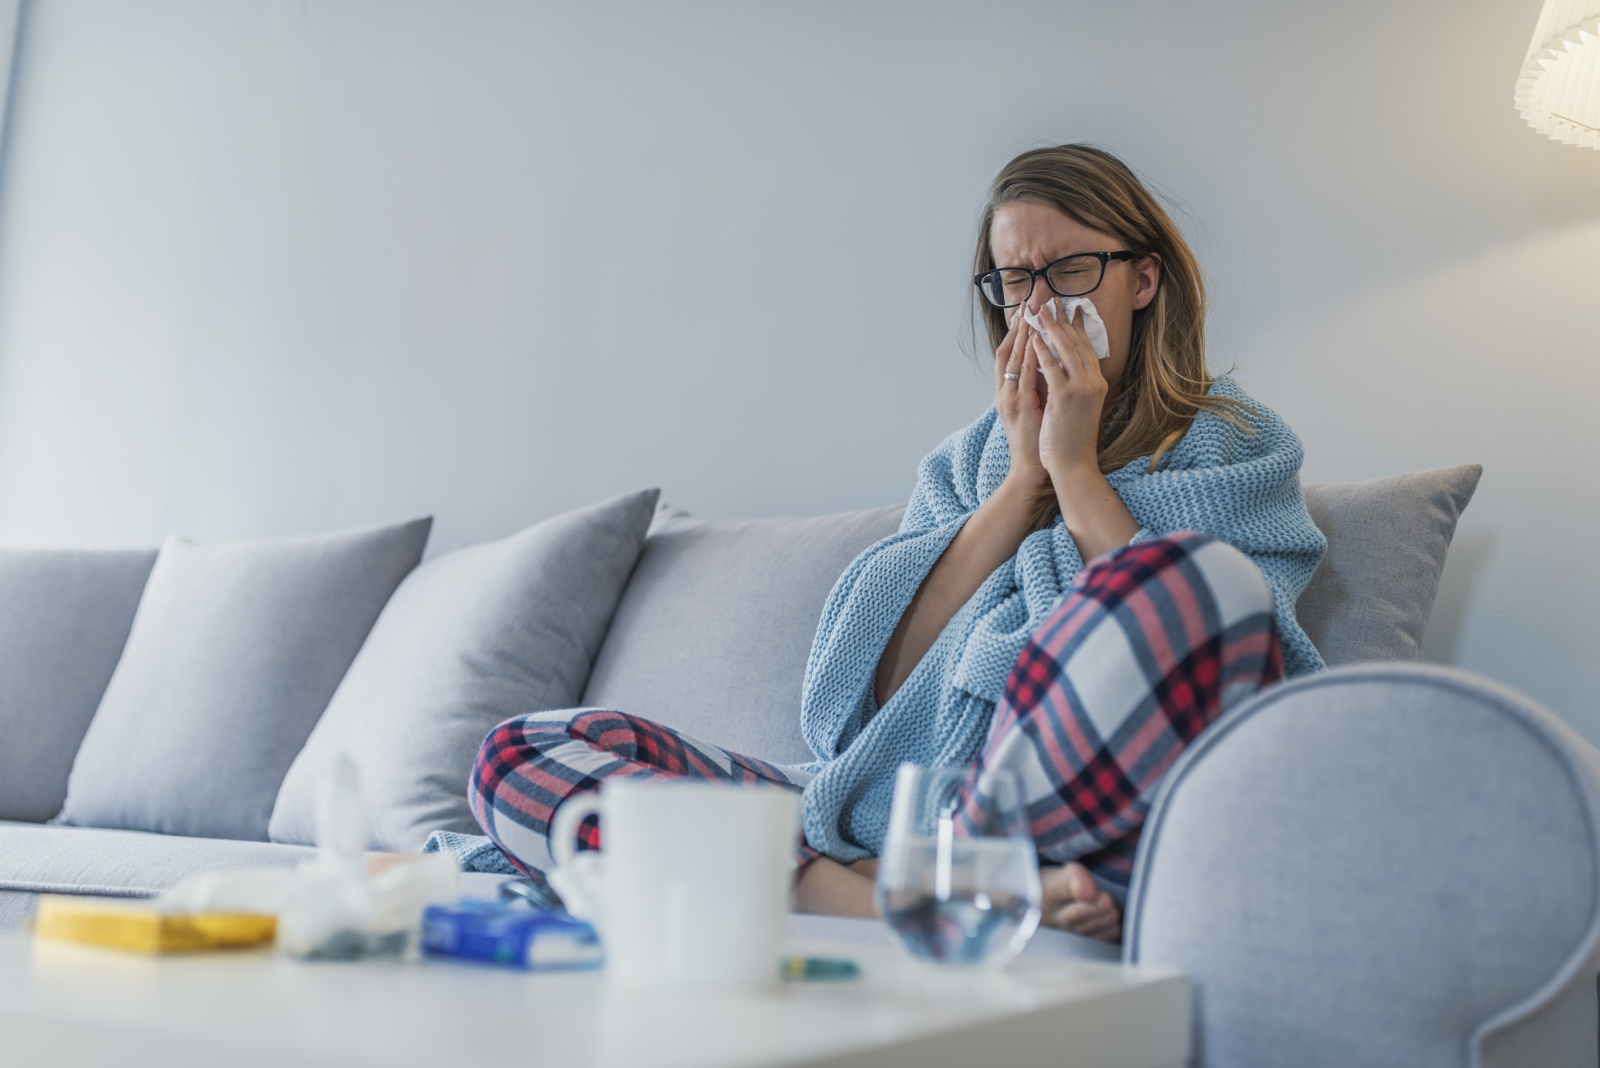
[0,919,1188,1068]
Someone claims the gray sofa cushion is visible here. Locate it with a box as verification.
[0,820,317,899]
[57,518,432,842]
[0,891,36,932]
[580,504,906,766]
[269,490,659,852]
[1297,465,1481,666]
[0,822,514,933]
[0,550,156,822]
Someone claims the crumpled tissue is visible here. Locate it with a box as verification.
[1019,296,1110,361]
[154,754,457,958]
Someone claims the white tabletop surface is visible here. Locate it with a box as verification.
[0,919,1188,1068]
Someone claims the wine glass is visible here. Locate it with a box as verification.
[875,763,1042,969]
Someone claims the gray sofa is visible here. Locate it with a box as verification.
[8,461,1581,1065]
[1127,662,1600,1067]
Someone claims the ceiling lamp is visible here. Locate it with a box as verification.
[1516,0,1600,147]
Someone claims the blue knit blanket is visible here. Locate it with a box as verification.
[797,377,1327,860]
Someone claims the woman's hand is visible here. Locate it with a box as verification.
[1030,304,1109,478]
[994,311,1050,489]
[1028,303,1140,560]
[874,323,1053,704]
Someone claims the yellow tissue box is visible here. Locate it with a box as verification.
[32,895,276,954]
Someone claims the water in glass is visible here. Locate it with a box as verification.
[875,764,1041,969]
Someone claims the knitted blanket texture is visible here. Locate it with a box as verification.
[797,377,1327,860]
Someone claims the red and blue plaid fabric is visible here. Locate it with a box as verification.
[471,532,1282,902]
[470,708,816,873]
[962,530,1284,898]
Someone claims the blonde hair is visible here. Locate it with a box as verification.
[972,144,1250,528]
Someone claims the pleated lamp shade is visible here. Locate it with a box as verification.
[1517,0,1600,147]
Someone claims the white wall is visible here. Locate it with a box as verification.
[0,1,1597,737]
[0,2,17,129]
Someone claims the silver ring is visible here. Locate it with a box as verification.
[1003,372,1021,382]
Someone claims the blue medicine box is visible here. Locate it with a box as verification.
[421,902,602,971]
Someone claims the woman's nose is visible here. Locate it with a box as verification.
[1026,286,1053,314]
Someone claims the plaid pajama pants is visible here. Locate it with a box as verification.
[470,531,1283,894]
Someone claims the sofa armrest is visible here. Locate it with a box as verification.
[1125,664,1600,1068]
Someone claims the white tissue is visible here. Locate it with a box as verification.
[153,753,458,958]
[1020,297,1110,361]
[155,867,298,915]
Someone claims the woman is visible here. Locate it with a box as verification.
[471,144,1325,941]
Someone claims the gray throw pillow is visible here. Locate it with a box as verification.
[1297,465,1482,666]
[0,550,157,822]
[268,490,660,852]
[580,504,906,767]
[57,518,432,841]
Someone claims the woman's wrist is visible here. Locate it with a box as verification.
[1043,456,1101,491]
[1047,460,1141,559]
[1050,462,1118,522]
[1004,462,1053,493]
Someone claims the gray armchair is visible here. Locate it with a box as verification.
[1125,663,1600,1067]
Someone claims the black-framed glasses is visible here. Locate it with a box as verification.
[973,250,1139,308]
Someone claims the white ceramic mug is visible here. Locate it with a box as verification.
[547,779,800,993]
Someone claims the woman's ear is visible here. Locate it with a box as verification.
[1131,253,1162,312]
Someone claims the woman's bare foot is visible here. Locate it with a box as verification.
[846,857,879,879]
[793,857,877,918]
[797,856,1121,944]
[1039,863,1121,943]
